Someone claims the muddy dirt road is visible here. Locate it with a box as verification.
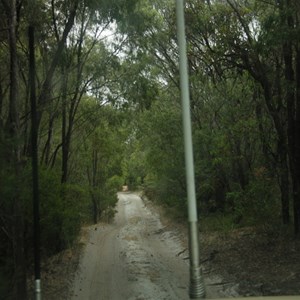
[71,192,222,300]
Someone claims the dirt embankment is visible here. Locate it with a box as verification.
[200,227,300,297]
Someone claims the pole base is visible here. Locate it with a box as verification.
[35,279,41,300]
[189,265,205,299]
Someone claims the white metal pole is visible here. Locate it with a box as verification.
[175,0,205,298]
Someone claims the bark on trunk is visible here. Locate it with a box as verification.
[41,114,55,165]
[278,141,291,225]
[293,47,300,235]
[281,0,300,234]
[261,78,290,225]
[61,79,68,184]
[86,148,100,224]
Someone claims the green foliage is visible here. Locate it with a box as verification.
[0,163,89,295]
[88,183,119,223]
[37,169,65,253]
[62,183,91,247]
[2,0,300,296]
[1,162,88,258]
[106,175,124,193]
[124,93,187,214]
[98,186,118,221]
[199,213,238,232]
[122,140,147,189]
[200,174,281,232]
[0,259,13,300]
[115,0,292,235]
[226,170,281,227]
[20,166,90,254]
[95,175,123,222]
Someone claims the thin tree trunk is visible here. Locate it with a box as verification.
[0,80,3,125]
[25,0,78,159]
[36,0,78,129]
[283,42,294,226]
[86,148,100,224]
[278,140,291,225]
[41,114,55,165]
[293,47,300,235]
[61,70,69,184]
[92,149,99,223]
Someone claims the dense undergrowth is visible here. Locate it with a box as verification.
[0,164,120,299]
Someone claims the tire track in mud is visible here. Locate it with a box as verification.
[71,192,228,300]
[117,194,189,300]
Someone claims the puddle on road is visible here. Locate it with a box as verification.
[129,216,142,224]
[123,235,139,241]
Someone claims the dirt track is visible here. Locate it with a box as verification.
[71,192,190,299]
[30,192,300,299]
[70,192,224,300]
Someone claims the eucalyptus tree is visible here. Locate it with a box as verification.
[0,0,142,298]
[113,0,299,231]
[182,0,300,232]
[0,0,82,296]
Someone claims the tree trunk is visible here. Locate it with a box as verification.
[4,0,27,297]
[41,114,55,165]
[36,0,78,129]
[0,79,3,125]
[86,148,100,224]
[61,65,70,184]
[260,77,290,225]
[92,149,99,223]
[278,140,291,225]
[91,193,98,224]
[281,0,300,234]
[234,138,248,190]
[61,93,68,184]
[293,47,300,235]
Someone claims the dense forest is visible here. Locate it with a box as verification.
[0,0,300,299]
